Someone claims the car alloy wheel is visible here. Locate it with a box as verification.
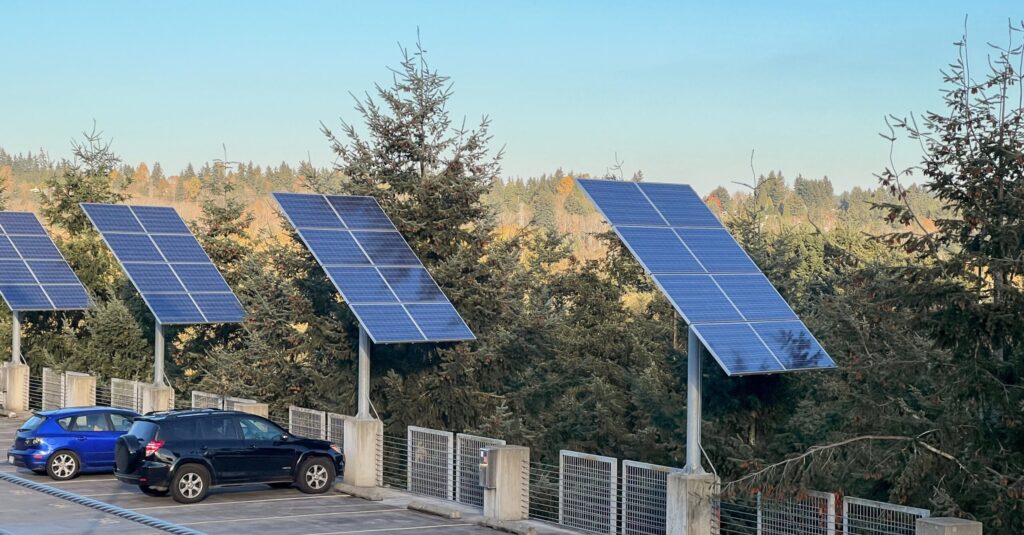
[178,472,204,499]
[305,464,329,490]
[51,454,76,479]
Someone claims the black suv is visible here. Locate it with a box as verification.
[114,409,344,503]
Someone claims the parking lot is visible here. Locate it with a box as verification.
[0,415,497,535]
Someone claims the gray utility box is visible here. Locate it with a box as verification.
[479,447,496,489]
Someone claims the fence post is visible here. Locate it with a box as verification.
[916,518,982,535]
[483,445,530,522]
[343,417,383,487]
[64,373,96,407]
[140,385,174,413]
[3,364,29,412]
[666,472,718,535]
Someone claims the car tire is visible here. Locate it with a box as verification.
[295,457,334,494]
[268,482,293,489]
[46,451,80,481]
[139,485,169,497]
[170,464,210,504]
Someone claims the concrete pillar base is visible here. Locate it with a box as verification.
[666,472,718,535]
[483,445,530,522]
[236,402,270,418]
[916,518,982,535]
[140,385,174,413]
[343,417,382,487]
[65,374,96,407]
[3,364,30,412]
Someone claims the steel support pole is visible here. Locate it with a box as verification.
[11,311,21,364]
[684,325,705,474]
[154,322,165,386]
[357,325,371,418]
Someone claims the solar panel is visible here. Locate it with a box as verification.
[81,204,244,325]
[273,192,474,344]
[0,211,90,311]
[576,179,835,376]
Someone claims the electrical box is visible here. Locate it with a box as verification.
[479,447,496,489]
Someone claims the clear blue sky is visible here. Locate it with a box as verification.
[1,1,1019,193]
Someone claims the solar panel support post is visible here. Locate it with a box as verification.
[357,324,370,418]
[154,322,165,386]
[684,324,705,474]
[11,311,21,364]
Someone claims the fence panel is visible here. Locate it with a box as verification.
[223,396,257,411]
[759,491,837,535]
[288,405,326,440]
[621,460,683,535]
[191,391,224,410]
[327,412,347,446]
[41,367,65,410]
[455,433,505,507]
[111,379,143,412]
[382,432,408,489]
[407,426,454,499]
[560,450,618,535]
[843,496,928,535]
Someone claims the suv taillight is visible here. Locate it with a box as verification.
[145,440,165,456]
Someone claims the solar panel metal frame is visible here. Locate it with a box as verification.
[272,192,475,344]
[0,211,90,312]
[80,204,244,325]
[576,178,835,376]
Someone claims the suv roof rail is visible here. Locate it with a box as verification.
[143,407,224,417]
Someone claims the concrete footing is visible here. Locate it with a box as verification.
[2,364,29,412]
[140,385,174,413]
[916,518,983,535]
[343,417,382,487]
[483,445,530,522]
[64,373,96,407]
[666,472,718,535]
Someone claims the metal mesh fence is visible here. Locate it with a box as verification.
[382,432,408,489]
[288,405,326,440]
[191,391,224,410]
[843,496,928,535]
[223,396,257,411]
[28,375,42,410]
[758,491,837,535]
[529,460,561,524]
[41,367,64,410]
[560,450,618,535]
[110,379,143,412]
[455,433,505,507]
[327,412,347,446]
[621,460,683,535]
[407,426,454,499]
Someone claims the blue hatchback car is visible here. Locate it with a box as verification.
[8,406,140,480]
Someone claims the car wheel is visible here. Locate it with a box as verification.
[170,464,210,504]
[268,482,293,489]
[46,451,80,481]
[139,485,169,497]
[295,457,334,494]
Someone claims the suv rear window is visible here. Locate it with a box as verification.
[127,420,159,441]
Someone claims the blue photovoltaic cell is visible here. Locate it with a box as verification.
[349,304,424,343]
[379,267,446,303]
[273,192,474,344]
[274,193,346,229]
[172,264,232,293]
[81,203,244,325]
[638,183,723,228]
[674,228,758,273]
[325,267,397,303]
[616,227,703,273]
[132,206,192,234]
[82,204,144,233]
[0,211,90,312]
[327,196,396,230]
[576,179,665,226]
[406,303,474,341]
[655,275,742,323]
[576,178,835,375]
[715,275,798,322]
[43,285,90,309]
[692,323,785,375]
[752,321,835,371]
[301,230,370,266]
[0,212,47,235]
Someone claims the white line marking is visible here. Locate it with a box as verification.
[181,508,399,526]
[300,524,467,535]
[46,477,118,484]
[133,493,352,510]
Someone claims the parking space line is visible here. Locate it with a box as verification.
[46,477,118,484]
[180,508,399,526]
[301,524,468,535]
[133,493,352,510]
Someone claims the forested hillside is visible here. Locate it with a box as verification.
[0,34,1021,532]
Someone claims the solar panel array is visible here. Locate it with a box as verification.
[81,204,245,325]
[0,212,90,311]
[272,192,474,344]
[576,179,835,376]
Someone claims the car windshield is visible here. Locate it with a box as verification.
[18,415,45,432]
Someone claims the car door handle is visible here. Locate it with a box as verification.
[75,436,87,441]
